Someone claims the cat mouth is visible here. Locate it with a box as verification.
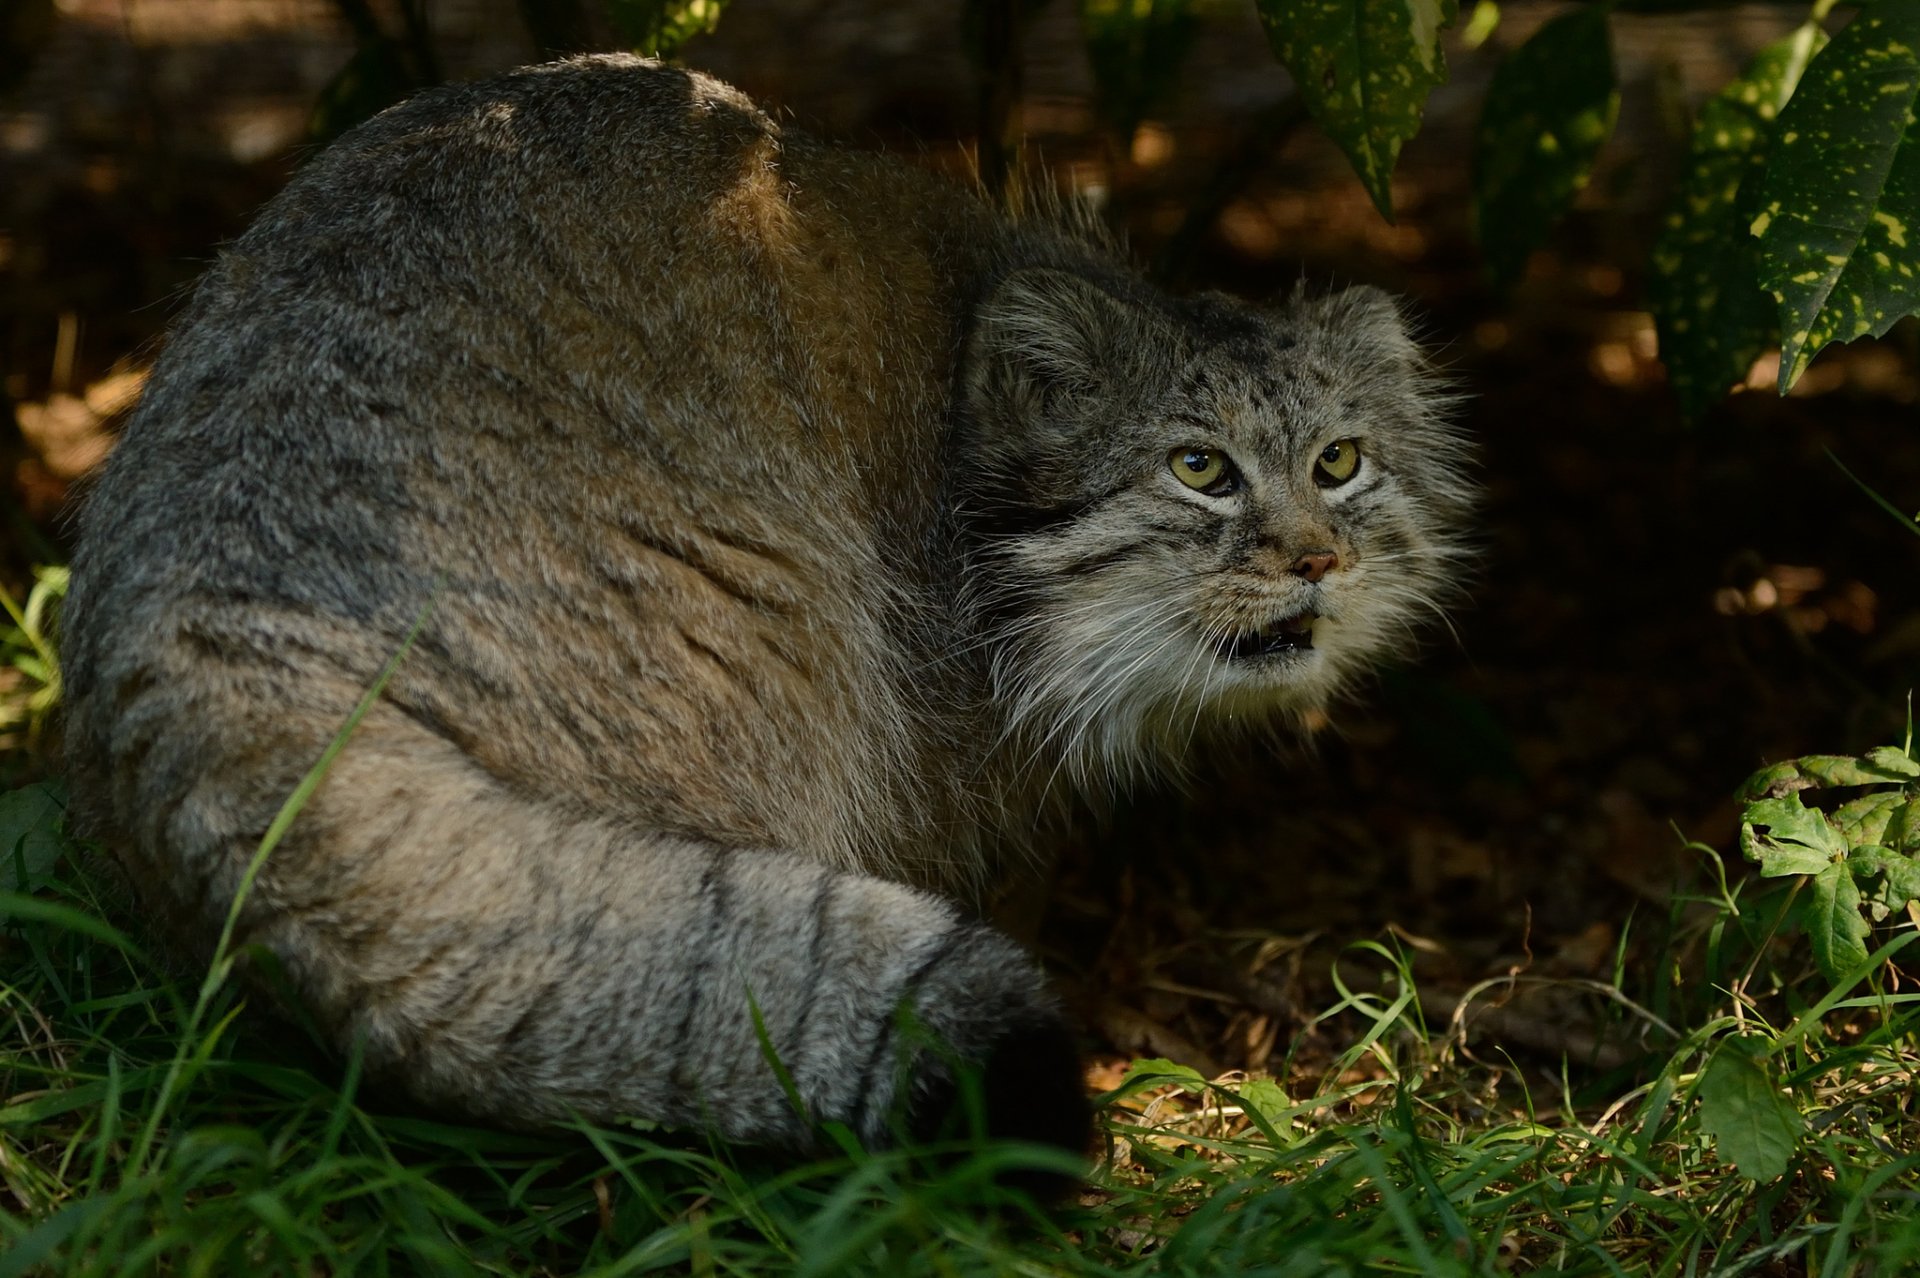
[1219,610,1317,661]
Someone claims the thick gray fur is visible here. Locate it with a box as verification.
[60,56,1471,1152]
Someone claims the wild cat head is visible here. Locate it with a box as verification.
[955,267,1473,787]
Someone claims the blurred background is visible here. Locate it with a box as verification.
[3,0,1917,1095]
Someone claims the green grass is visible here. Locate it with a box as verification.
[4,819,1919,1275]
[2,574,1918,1274]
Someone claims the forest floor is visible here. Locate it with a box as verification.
[4,2,1920,1273]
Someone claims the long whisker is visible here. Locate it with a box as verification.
[1026,610,1186,800]
[1181,621,1229,757]
[1054,617,1195,794]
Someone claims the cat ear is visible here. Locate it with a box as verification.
[967,268,1146,409]
[1304,284,1422,364]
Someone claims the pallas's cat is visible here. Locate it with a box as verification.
[60,57,1470,1159]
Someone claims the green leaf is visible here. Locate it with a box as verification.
[1697,1036,1801,1181]
[1740,793,1847,875]
[1833,791,1904,848]
[1740,748,1920,800]
[1804,861,1873,984]
[1236,1075,1291,1122]
[1118,1057,1210,1093]
[1461,0,1498,50]
[1848,844,1920,911]
[604,0,730,57]
[1889,797,1920,854]
[1080,0,1204,141]
[1256,0,1458,220]
[1753,0,1920,392]
[1471,4,1618,283]
[1865,745,1920,776]
[1650,24,1825,421]
[1217,1076,1294,1145]
[0,781,64,893]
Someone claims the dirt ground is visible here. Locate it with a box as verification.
[5,0,1917,1098]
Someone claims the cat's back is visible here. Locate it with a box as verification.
[65,56,1007,875]
[123,54,993,501]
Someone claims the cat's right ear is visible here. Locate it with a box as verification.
[964,269,1146,418]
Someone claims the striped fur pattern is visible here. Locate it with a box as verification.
[58,57,1469,1161]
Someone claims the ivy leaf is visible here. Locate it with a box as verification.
[1081,0,1204,142]
[1740,748,1920,800]
[1256,0,1458,220]
[1698,1036,1801,1181]
[1741,793,1846,876]
[1753,0,1920,392]
[604,0,730,57]
[1650,24,1825,421]
[1804,861,1872,984]
[1471,5,1618,284]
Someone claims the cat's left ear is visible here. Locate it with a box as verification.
[1298,285,1423,365]
[965,268,1158,414]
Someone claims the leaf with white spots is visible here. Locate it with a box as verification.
[1650,24,1825,421]
[1753,0,1920,392]
[1256,0,1459,220]
[1471,5,1619,284]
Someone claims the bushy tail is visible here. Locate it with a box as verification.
[64,656,1088,1156]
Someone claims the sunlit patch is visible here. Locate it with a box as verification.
[1712,563,1877,635]
[1130,123,1174,168]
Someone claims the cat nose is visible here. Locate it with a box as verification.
[1290,550,1338,582]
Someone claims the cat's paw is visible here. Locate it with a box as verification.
[895,926,1091,1195]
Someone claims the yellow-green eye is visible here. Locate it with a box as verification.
[1314,439,1361,486]
[1170,447,1234,494]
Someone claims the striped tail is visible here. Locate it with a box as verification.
[66,669,1088,1159]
